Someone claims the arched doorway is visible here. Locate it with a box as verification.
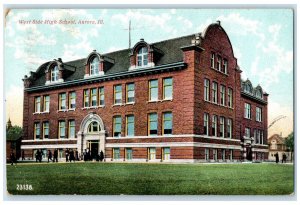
[77,113,106,159]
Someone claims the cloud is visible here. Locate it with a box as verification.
[111,10,177,35]
[62,36,94,61]
[217,13,265,41]
[268,100,293,138]
[5,85,24,127]
[249,24,293,88]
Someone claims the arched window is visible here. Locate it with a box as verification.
[256,89,262,98]
[244,83,252,93]
[87,121,101,133]
[137,47,148,67]
[51,66,59,82]
[90,57,100,76]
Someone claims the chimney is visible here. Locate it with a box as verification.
[216,20,221,25]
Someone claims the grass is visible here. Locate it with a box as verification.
[6,162,294,195]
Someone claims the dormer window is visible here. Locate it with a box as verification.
[51,66,59,82]
[90,57,100,76]
[137,47,148,67]
[244,84,252,93]
[256,89,262,99]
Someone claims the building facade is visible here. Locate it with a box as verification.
[268,134,291,162]
[21,22,269,162]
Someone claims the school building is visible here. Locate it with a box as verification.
[21,21,269,162]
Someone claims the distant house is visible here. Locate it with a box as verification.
[6,119,22,161]
[268,134,290,162]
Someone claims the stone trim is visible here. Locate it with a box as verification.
[106,142,243,150]
[106,134,241,142]
[21,144,77,149]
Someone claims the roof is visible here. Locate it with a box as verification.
[30,34,195,87]
[268,134,285,144]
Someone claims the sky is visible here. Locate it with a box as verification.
[4,9,294,138]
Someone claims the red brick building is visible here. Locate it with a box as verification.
[21,22,269,162]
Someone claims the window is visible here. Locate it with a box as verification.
[221,149,225,161]
[34,122,40,139]
[204,113,209,135]
[68,120,75,138]
[84,89,90,108]
[212,82,218,103]
[162,147,170,160]
[223,59,228,74]
[254,129,259,144]
[256,107,262,122]
[126,83,135,103]
[43,122,49,139]
[88,121,101,133]
[99,87,105,106]
[137,47,148,67]
[148,113,158,136]
[210,52,215,68]
[149,79,158,101]
[227,119,232,138]
[90,57,99,76]
[43,95,50,112]
[59,93,67,110]
[34,96,41,113]
[217,56,222,71]
[245,127,250,138]
[229,150,233,161]
[256,130,264,145]
[126,115,135,136]
[69,92,76,109]
[114,85,122,104]
[59,121,66,138]
[163,77,173,100]
[228,88,233,108]
[91,88,98,107]
[271,140,277,149]
[51,66,59,82]
[125,148,132,160]
[148,147,156,160]
[162,112,172,135]
[212,115,217,137]
[244,83,252,93]
[256,89,262,98]
[113,148,120,159]
[205,149,209,161]
[204,79,210,101]
[113,116,122,137]
[220,85,225,106]
[244,103,251,119]
[213,149,217,161]
[220,117,225,138]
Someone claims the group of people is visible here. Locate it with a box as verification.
[83,149,104,162]
[274,152,287,164]
[65,149,79,162]
[10,149,106,165]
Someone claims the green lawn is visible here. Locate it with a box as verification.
[6,162,294,195]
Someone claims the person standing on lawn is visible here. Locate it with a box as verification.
[65,148,69,162]
[22,150,25,161]
[48,150,53,163]
[99,150,104,162]
[10,152,16,165]
[275,152,279,164]
[53,149,58,163]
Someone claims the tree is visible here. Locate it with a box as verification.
[6,125,22,141]
[285,132,294,162]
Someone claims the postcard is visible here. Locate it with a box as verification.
[4,8,294,197]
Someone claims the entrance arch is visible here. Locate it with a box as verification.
[77,113,106,158]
